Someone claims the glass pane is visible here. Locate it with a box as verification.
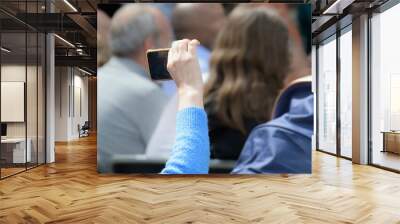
[0,1,46,178]
[1,30,27,177]
[27,31,38,169]
[26,0,39,170]
[38,32,45,165]
[317,37,337,154]
[340,29,352,158]
[371,4,400,171]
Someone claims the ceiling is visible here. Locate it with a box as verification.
[311,0,390,43]
[0,0,394,74]
[0,0,99,73]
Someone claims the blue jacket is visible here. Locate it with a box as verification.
[232,79,313,174]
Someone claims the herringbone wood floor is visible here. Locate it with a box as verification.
[1,134,400,224]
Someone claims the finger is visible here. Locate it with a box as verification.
[188,39,200,55]
[191,39,200,45]
[177,39,190,53]
[168,41,179,70]
[170,41,179,55]
[170,41,180,63]
[167,46,173,65]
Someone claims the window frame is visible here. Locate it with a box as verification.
[315,23,353,160]
[367,0,400,173]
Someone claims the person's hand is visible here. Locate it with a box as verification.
[167,39,204,110]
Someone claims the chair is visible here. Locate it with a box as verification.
[79,121,90,138]
[111,154,236,174]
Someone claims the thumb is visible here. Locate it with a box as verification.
[188,39,200,55]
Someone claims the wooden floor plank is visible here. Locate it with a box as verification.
[0,134,400,223]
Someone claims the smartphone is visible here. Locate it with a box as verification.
[147,48,172,80]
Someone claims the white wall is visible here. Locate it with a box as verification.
[55,66,70,141]
[1,65,38,138]
[1,65,26,139]
[71,73,89,138]
[55,67,89,141]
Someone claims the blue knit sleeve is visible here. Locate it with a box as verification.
[161,107,210,174]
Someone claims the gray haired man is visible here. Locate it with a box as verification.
[98,4,171,172]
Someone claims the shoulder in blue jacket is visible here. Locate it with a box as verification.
[232,79,314,174]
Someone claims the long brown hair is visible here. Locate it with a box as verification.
[205,6,290,133]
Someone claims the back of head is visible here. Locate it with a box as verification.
[97,9,111,67]
[148,6,173,48]
[109,4,158,57]
[205,6,290,133]
[172,3,225,50]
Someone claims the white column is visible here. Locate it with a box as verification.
[45,0,56,163]
[46,33,55,163]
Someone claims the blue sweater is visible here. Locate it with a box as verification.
[161,107,210,174]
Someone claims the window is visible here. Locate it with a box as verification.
[1,31,28,177]
[0,1,47,179]
[317,36,337,154]
[339,28,352,158]
[370,2,400,171]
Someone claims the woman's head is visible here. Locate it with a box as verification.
[205,6,290,133]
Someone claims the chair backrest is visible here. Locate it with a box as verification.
[83,121,90,128]
[272,76,312,119]
[232,76,313,174]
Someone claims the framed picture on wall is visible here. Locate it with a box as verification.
[1,81,25,122]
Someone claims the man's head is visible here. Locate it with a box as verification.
[172,3,225,50]
[97,9,111,67]
[148,7,173,49]
[109,4,172,68]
